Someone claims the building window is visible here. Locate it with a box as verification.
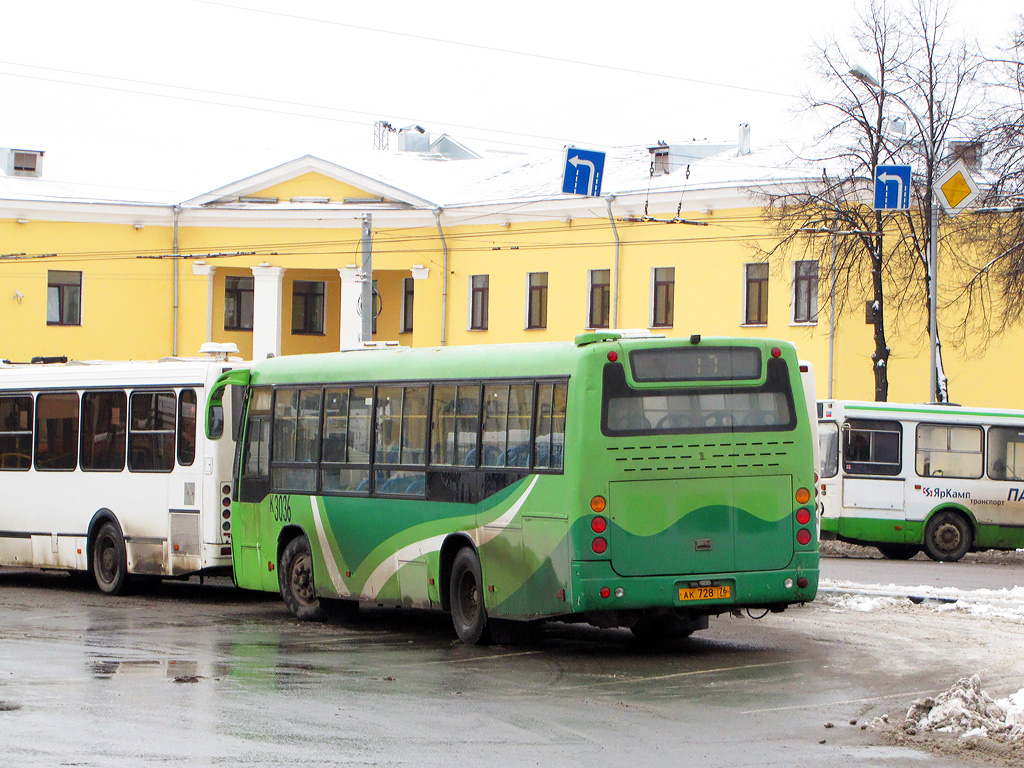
[588,269,611,329]
[652,267,674,327]
[470,275,489,330]
[292,280,325,335]
[527,272,548,330]
[401,277,415,333]
[743,263,768,325]
[224,276,254,331]
[47,270,82,326]
[792,260,819,324]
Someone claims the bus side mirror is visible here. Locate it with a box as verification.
[207,404,225,440]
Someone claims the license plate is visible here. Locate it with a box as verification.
[678,586,731,601]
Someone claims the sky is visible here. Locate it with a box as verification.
[1,0,1021,199]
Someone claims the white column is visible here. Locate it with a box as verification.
[338,265,363,348]
[251,265,285,359]
[191,261,217,343]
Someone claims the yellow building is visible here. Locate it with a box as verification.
[0,134,1020,408]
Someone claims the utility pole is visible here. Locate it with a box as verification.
[360,214,373,342]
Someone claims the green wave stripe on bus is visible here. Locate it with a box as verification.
[317,480,528,573]
[318,477,538,598]
[609,475,793,537]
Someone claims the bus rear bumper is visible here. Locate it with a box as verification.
[570,555,819,614]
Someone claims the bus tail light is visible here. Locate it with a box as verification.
[600,587,611,598]
[796,528,812,546]
[592,537,608,554]
[591,516,607,533]
[221,482,232,538]
[795,487,810,504]
[795,508,811,526]
[590,495,606,513]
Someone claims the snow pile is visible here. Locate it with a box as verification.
[820,593,904,612]
[820,580,1024,622]
[902,675,1024,743]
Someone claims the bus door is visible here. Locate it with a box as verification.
[839,418,910,539]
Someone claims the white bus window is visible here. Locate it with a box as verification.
[916,424,983,479]
[81,390,127,472]
[129,392,176,472]
[842,419,901,476]
[0,395,33,470]
[818,421,839,478]
[987,427,1024,481]
[177,389,197,467]
[36,392,80,471]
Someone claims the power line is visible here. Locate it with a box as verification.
[195,0,802,100]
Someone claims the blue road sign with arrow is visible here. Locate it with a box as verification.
[873,165,912,210]
[562,147,605,197]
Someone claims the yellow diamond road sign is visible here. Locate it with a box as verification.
[934,158,981,218]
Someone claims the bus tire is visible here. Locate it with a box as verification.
[875,543,921,560]
[92,521,131,595]
[278,535,326,621]
[449,548,490,645]
[923,511,972,562]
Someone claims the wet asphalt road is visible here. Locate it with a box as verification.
[0,561,1019,768]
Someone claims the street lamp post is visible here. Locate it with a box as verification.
[849,65,940,402]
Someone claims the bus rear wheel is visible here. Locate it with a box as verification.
[92,521,131,595]
[279,535,326,621]
[449,548,490,645]
[875,543,921,560]
[923,511,972,562]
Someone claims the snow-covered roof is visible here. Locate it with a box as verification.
[0,133,824,219]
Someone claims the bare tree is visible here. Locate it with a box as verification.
[757,0,982,403]
[954,16,1024,340]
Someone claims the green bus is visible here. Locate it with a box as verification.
[206,332,819,644]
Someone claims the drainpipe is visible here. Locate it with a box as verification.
[433,207,448,346]
[173,205,181,356]
[605,194,620,328]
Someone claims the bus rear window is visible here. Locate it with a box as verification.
[628,346,761,383]
[602,358,795,435]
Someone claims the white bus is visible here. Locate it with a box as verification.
[0,344,245,593]
[818,399,1024,561]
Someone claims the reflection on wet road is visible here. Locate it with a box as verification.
[0,568,1001,767]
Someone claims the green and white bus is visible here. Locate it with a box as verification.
[207,332,819,643]
[819,399,1024,561]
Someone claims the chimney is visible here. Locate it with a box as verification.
[737,124,751,156]
[397,125,430,152]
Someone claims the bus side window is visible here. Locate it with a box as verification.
[0,394,34,471]
[81,390,127,472]
[128,391,176,472]
[987,427,1024,481]
[35,392,80,471]
[842,419,901,476]
[239,387,272,503]
[177,389,197,467]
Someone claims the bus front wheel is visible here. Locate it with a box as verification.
[92,521,131,595]
[449,548,490,645]
[279,535,326,621]
[923,511,972,562]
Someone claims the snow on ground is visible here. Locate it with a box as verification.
[821,580,1024,622]
[900,675,1024,744]
[820,580,1024,747]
